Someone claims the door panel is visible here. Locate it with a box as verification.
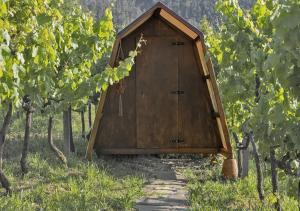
[136,37,179,149]
[178,39,219,148]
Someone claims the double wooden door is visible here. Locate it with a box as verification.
[136,36,218,150]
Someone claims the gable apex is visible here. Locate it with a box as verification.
[116,1,204,41]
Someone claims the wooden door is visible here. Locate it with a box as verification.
[178,39,220,149]
[136,37,179,149]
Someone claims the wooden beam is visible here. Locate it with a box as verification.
[195,41,218,112]
[220,148,232,158]
[194,40,229,152]
[109,39,120,67]
[97,148,220,155]
[117,8,156,39]
[86,91,107,160]
[159,9,198,40]
[116,2,204,43]
[206,58,232,155]
[217,118,227,150]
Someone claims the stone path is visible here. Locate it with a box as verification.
[101,155,207,210]
[134,161,188,211]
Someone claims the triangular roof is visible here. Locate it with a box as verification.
[117,2,204,41]
[108,2,206,67]
[86,2,233,160]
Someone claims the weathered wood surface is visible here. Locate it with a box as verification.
[179,38,220,149]
[96,148,219,154]
[136,36,179,149]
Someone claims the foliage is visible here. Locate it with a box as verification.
[42,2,116,112]
[201,0,299,164]
[87,36,144,93]
[0,0,143,116]
[0,0,62,108]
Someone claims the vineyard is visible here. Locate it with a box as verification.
[0,0,299,210]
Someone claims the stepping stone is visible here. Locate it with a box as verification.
[135,179,188,210]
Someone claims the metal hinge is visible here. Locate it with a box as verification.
[202,74,210,81]
[212,110,220,118]
[170,90,185,95]
[171,139,185,144]
[172,42,184,46]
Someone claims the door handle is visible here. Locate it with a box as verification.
[170,90,184,95]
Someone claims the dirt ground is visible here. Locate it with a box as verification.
[98,154,212,181]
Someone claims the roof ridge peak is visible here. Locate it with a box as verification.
[116,1,204,41]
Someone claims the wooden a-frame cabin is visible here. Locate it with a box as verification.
[87,2,237,178]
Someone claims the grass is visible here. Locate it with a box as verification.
[0,111,144,211]
[183,157,299,210]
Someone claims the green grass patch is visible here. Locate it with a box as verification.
[184,158,298,210]
[0,111,144,210]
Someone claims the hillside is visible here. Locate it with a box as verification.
[81,0,255,31]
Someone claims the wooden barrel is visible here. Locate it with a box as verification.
[222,158,238,179]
